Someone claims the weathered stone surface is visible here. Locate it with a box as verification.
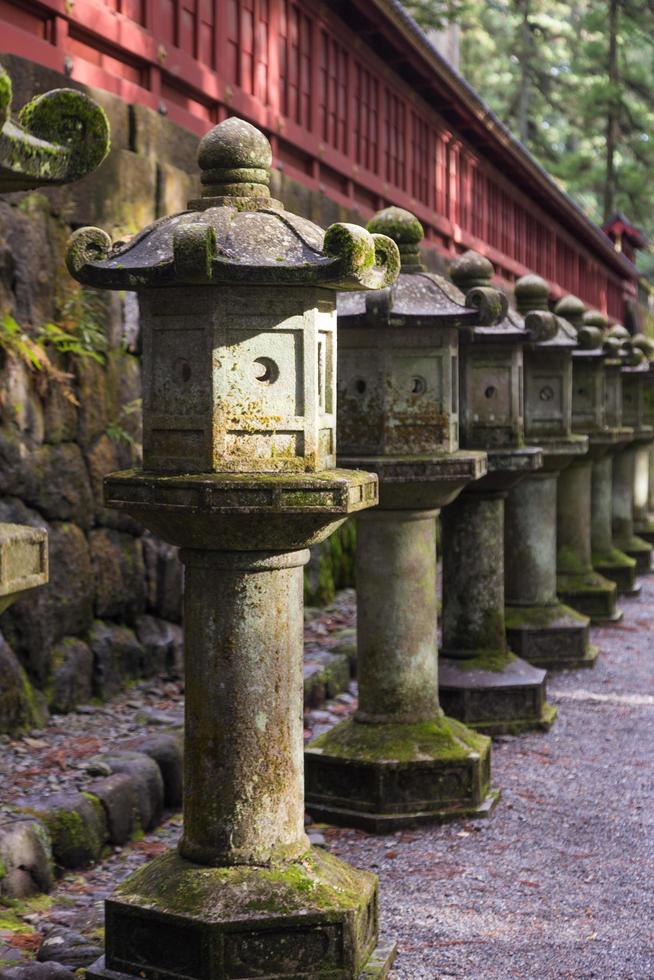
[142,531,183,623]
[125,733,183,808]
[0,817,54,898]
[86,773,138,845]
[0,634,47,734]
[48,637,93,713]
[24,792,106,868]
[0,358,44,447]
[0,439,94,528]
[85,433,140,532]
[304,521,356,607]
[1,963,76,980]
[75,358,107,449]
[134,614,179,677]
[88,620,143,700]
[37,926,104,969]
[48,522,94,638]
[88,751,163,830]
[89,528,145,621]
[303,650,350,708]
[42,356,78,445]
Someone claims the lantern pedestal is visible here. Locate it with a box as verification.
[592,448,640,595]
[87,849,395,980]
[505,451,598,671]
[90,469,395,980]
[305,457,499,832]
[613,440,653,575]
[439,453,556,735]
[556,445,621,623]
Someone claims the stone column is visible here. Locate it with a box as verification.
[613,444,652,574]
[505,470,596,669]
[355,510,439,724]
[180,548,309,868]
[440,486,555,733]
[557,453,621,622]
[591,452,639,594]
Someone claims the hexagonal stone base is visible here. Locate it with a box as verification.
[86,848,393,980]
[556,571,622,624]
[622,536,653,576]
[305,715,499,832]
[505,601,598,670]
[593,549,640,596]
[635,518,654,546]
[438,655,557,736]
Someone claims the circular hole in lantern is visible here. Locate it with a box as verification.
[253,357,279,384]
[174,358,192,383]
[411,376,426,395]
[484,385,497,399]
[539,385,554,401]
[577,387,586,396]
[354,378,367,395]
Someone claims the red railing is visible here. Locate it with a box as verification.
[0,0,636,320]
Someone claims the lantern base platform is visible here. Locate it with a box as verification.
[438,654,557,736]
[555,570,622,624]
[635,516,654,546]
[505,601,598,670]
[304,715,499,833]
[618,535,653,576]
[86,847,393,980]
[592,548,640,595]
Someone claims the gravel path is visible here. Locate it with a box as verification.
[2,579,653,979]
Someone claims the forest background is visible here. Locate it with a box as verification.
[406,0,654,276]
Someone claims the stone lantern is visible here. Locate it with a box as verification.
[438,251,555,735]
[504,275,595,670]
[68,117,401,980]
[630,334,654,544]
[305,209,499,831]
[613,338,653,574]
[550,297,622,623]
[589,323,639,593]
[0,61,107,664]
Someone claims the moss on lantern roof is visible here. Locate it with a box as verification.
[450,249,523,343]
[66,117,400,292]
[515,273,578,351]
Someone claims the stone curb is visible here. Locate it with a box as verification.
[0,732,183,900]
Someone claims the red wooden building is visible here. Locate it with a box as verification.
[0,0,641,321]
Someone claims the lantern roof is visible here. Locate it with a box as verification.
[553,296,605,360]
[66,117,399,292]
[337,209,506,328]
[450,249,524,343]
[515,274,578,351]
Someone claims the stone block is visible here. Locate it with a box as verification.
[85,433,140,533]
[124,733,183,808]
[88,620,143,700]
[1,963,77,980]
[48,637,93,713]
[42,356,78,445]
[142,531,183,623]
[48,522,94,638]
[88,751,163,830]
[24,792,106,869]
[0,634,48,734]
[75,359,107,449]
[0,817,54,898]
[0,358,44,447]
[37,926,103,969]
[303,650,350,708]
[89,529,146,621]
[0,439,94,529]
[134,614,179,677]
[84,773,138,845]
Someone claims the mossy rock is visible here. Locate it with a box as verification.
[304,520,356,606]
[308,714,488,763]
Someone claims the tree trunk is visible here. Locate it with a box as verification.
[517,0,531,146]
[603,0,619,220]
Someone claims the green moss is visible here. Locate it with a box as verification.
[592,548,637,569]
[448,647,517,672]
[308,714,489,763]
[557,571,615,594]
[505,603,586,629]
[0,65,11,124]
[0,857,6,881]
[18,88,110,179]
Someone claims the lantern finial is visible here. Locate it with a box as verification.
[197,116,272,203]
